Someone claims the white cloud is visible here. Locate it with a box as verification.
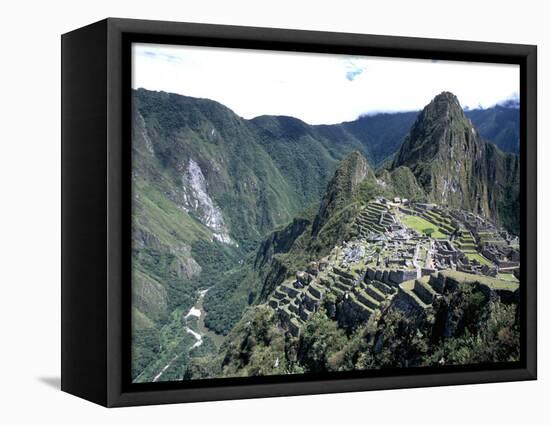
[132,43,519,125]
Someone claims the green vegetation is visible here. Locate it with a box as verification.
[202,262,258,335]
[205,306,290,377]
[497,273,519,283]
[210,273,520,376]
[439,270,519,292]
[423,210,456,234]
[424,284,520,365]
[401,215,446,238]
[255,152,382,302]
[498,181,520,236]
[464,252,493,267]
[131,89,521,382]
[312,151,373,235]
[133,306,197,382]
[455,229,477,251]
[354,177,392,204]
[298,311,349,372]
[131,328,161,380]
[135,88,333,250]
[378,166,426,201]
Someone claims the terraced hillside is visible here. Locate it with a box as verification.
[397,270,519,314]
[352,201,396,238]
[205,195,521,377]
[262,196,519,340]
[267,242,399,336]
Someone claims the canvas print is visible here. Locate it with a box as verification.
[131,44,520,383]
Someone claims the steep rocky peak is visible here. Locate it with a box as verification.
[417,91,469,130]
[390,91,519,232]
[432,91,461,108]
[393,91,477,169]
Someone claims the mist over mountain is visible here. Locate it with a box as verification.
[498,98,520,109]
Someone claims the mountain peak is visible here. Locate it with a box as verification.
[392,91,478,172]
[391,91,519,230]
[433,91,460,103]
[423,91,464,119]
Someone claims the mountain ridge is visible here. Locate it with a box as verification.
[131,88,520,382]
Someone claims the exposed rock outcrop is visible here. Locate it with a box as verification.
[181,158,234,245]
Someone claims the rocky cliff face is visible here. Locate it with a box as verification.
[181,158,233,245]
[134,89,291,250]
[392,92,519,232]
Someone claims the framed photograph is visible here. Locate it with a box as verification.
[61,18,537,407]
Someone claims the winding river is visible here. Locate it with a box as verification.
[184,289,210,348]
[152,288,223,382]
[185,288,226,347]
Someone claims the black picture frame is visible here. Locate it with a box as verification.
[61,17,537,407]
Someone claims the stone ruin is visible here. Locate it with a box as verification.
[267,198,520,337]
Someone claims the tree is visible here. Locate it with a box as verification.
[298,311,348,372]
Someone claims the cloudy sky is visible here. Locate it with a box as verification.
[132,43,519,125]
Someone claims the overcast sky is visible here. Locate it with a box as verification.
[132,43,519,125]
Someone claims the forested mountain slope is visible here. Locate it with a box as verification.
[131,89,520,382]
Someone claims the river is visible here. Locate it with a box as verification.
[184,288,209,348]
[152,288,223,382]
[184,288,226,348]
